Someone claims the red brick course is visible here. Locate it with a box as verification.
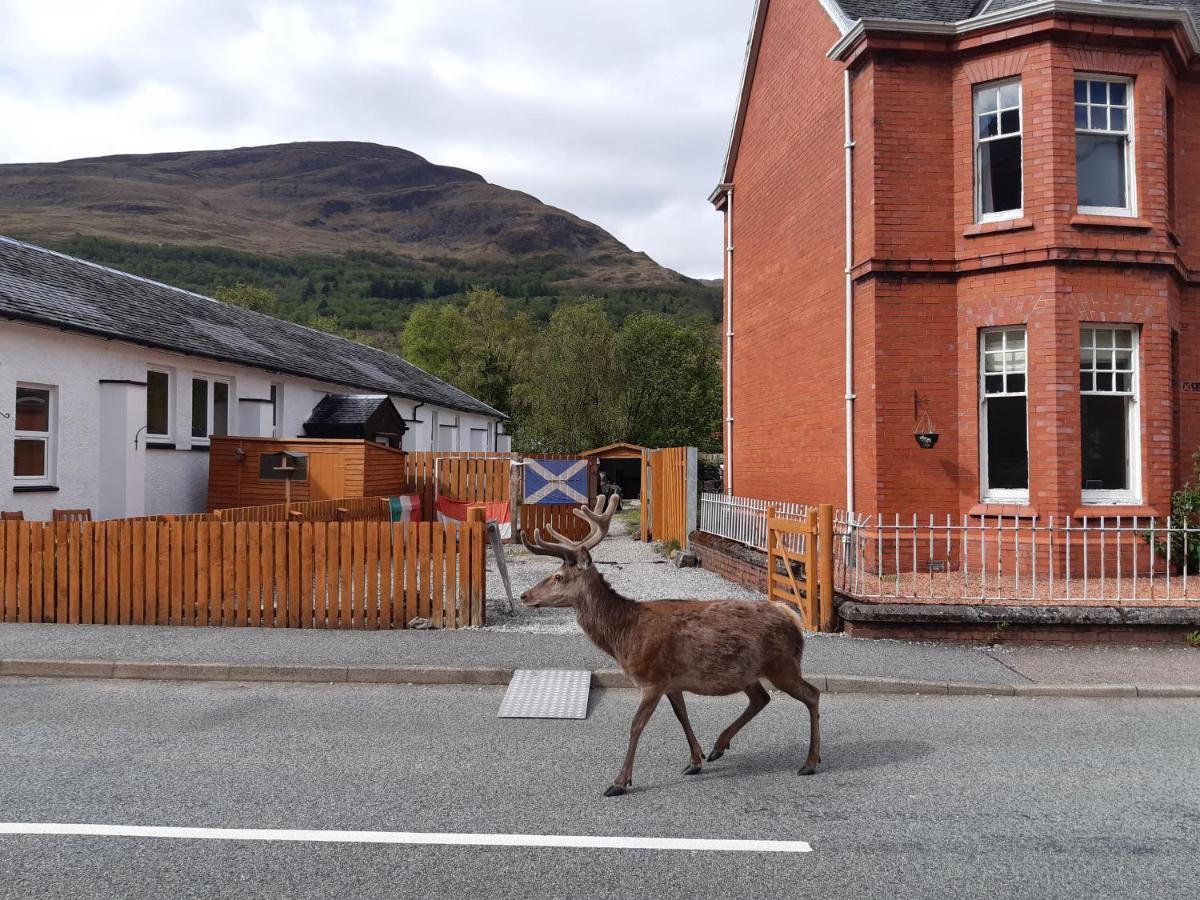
[844,620,1198,645]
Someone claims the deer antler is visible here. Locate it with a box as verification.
[522,495,620,561]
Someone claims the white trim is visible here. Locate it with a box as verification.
[979,327,1030,504]
[0,822,813,854]
[1079,324,1141,505]
[827,2,1200,61]
[13,382,56,487]
[1074,74,1137,217]
[189,374,232,445]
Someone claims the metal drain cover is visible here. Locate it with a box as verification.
[498,670,591,719]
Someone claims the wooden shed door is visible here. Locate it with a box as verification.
[308,454,345,501]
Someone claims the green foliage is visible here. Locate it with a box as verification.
[1186,631,1200,649]
[1148,452,1200,574]
[214,282,281,315]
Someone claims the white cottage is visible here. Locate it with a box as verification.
[0,236,509,520]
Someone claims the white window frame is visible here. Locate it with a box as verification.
[146,367,173,440]
[979,327,1030,503]
[270,382,283,439]
[1080,325,1141,505]
[190,375,232,445]
[14,382,56,487]
[1074,74,1136,217]
[436,414,460,452]
[973,78,1024,224]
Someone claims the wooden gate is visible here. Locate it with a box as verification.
[766,504,835,632]
[640,447,698,548]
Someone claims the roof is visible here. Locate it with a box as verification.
[305,394,398,428]
[579,442,647,458]
[713,0,1200,194]
[0,235,505,419]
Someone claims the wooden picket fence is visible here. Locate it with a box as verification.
[215,496,390,523]
[641,447,695,547]
[0,518,486,629]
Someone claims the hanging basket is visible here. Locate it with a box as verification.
[913,395,938,449]
[914,432,940,449]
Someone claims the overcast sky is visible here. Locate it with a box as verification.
[0,1,752,279]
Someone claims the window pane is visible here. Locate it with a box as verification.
[1007,330,1025,351]
[1096,372,1113,392]
[999,82,1019,108]
[1110,108,1126,132]
[270,384,279,428]
[1000,109,1020,134]
[192,379,208,438]
[1109,82,1126,105]
[1116,373,1131,392]
[979,113,998,138]
[1077,134,1127,208]
[15,387,49,433]
[1081,373,1094,391]
[987,396,1028,490]
[212,383,229,438]
[1074,80,1087,102]
[1081,395,1128,490]
[1089,81,1106,104]
[1097,330,1113,349]
[1115,330,1132,349]
[976,88,998,114]
[980,135,1022,214]
[1089,106,1107,130]
[1075,105,1088,128]
[14,439,46,477]
[1007,373,1026,394]
[1114,350,1132,371]
[985,374,1004,394]
[984,332,1004,351]
[147,371,170,436]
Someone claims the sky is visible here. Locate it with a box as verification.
[0,0,753,279]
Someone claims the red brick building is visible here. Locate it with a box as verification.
[712,0,1200,523]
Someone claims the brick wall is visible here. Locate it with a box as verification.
[845,620,1198,645]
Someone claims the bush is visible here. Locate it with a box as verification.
[1147,452,1200,574]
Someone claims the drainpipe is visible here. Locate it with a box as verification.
[843,69,856,519]
[723,185,735,496]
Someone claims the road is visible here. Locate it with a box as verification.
[0,678,1196,899]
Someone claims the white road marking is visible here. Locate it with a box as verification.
[0,822,811,853]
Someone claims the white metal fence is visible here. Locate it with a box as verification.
[700,494,1200,605]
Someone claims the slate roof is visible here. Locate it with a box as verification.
[831,0,1200,27]
[0,236,504,419]
[306,394,396,427]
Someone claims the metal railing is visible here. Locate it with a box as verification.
[700,494,1200,605]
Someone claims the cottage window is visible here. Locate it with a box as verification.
[974,80,1023,221]
[146,369,171,439]
[191,377,230,442]
[436,420,459,452]
[1080,326,1140,503]
[14,384,55,485]
[980,328,1028,502]
[1075,76,1134,215]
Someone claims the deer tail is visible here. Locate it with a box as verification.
[775,601,808,652]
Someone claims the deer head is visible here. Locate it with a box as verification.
[520,495,620,608]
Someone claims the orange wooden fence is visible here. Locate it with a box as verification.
[641,447,694,547]
[216,496,390,523]
[0,518,485,629]
[766,505,835,632]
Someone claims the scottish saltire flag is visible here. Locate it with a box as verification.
[388,494,422,523]
[437,498,512,539]
[524,459,589,505]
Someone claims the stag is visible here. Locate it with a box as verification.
[520,496,821,796]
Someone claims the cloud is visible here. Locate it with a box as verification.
[0,0,752,278]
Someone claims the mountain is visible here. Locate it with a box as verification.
[0,141,698,291]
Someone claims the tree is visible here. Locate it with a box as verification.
[214,282,281,316]
[401,303,468,383]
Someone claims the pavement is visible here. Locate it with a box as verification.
[1,678,1197,899]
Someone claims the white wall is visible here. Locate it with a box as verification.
[0,320,508,519]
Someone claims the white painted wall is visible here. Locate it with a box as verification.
[0,320,508,519]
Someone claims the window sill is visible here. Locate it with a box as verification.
[1073,504,1158,519]
[1069,213,1151,230]
[145,441,176,451]
[969,503,1038,519]
[13,484,60,493]
[963,216,1033,238]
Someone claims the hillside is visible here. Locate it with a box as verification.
[0,141,700,291]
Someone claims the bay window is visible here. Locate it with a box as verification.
[14,384,55,486]
[974,79,1023,221]
[1080,326,1140,503]
[980,328,1028,502]
[191,376,230,442]
[1075,76,1134,215]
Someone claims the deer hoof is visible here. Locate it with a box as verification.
[604,785,628,797]
[798,765,818,776]
[683,764,703,776]
[706,749,724,762]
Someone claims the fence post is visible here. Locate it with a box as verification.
[765,506,776,603]
[818,504,835,633]
[466,505,487,626]
[804,509,818,631]
[684,448,698,550]
[508,453,523,544]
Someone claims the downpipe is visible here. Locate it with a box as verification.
[843,69,856,521]
[724,186,735,496]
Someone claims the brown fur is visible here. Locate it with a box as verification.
[522,548,822,795]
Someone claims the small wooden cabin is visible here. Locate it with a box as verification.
[207,437,407,511]
[580,442,646,500]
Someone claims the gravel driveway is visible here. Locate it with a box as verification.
[484,513,764,633]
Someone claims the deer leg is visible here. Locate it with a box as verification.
[666,691,704,774]
[707,683,770,762]
[771,674,822,775]
[606,687,663,797]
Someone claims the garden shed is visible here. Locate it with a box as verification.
[580,442,645,500]
[207,436,407,510]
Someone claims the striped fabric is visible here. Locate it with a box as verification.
[388,494,422,523]
[436,498,512,539]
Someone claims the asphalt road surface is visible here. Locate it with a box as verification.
[0,678,1196,899]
